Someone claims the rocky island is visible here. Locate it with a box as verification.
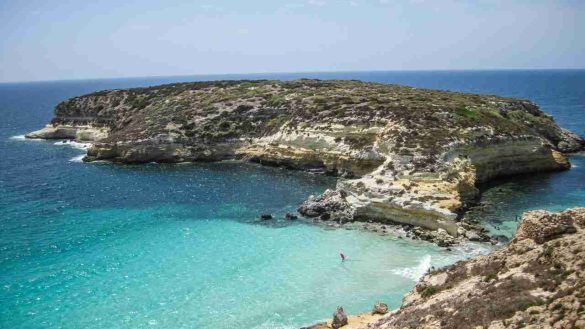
[27,79,585,242]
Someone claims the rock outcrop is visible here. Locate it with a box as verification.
[318,207,585,329]
[332,307,349,329]
[371,302,389,315]
[27,80,585,239]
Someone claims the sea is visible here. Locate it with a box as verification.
[1,70,584,328]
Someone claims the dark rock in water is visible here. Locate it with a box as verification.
[284,213,298,220]
[260,214,273,220]
[436,239,454,248]
[465,231,482,241]
[331,306,348,329]
[402,224,414,231]
[372,302,389,315]
[492,234,510,244]
[320,213,331,220]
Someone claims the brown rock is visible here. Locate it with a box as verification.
[514,209,578,243]
[371,302,389,315]
[331,306,348,329]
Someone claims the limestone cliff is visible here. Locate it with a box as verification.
[319,207,585,329]
[27,79,584,238]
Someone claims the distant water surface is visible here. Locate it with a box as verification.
[1,70,583,328]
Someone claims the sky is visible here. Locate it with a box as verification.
[0,0,584,82]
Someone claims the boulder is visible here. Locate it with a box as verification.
[284,213,298,220]
[331,306,348,329]
[260,214,273,220]
[298,190,352,221]
[514,209,578,243]
[371,302,389,315]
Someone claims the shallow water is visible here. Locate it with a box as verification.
[1,70,584,328]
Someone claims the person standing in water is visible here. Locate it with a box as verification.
[340,252,346,261]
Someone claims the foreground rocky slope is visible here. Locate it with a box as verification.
[27,80,584,239]
[308,207,585,329]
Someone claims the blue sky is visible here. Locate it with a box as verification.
[0,0,583,82]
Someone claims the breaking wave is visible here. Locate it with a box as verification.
[69,154,86,162]
[54,140,91,150]
[391,254,432,281]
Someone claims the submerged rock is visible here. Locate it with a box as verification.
[284,213,298,220]
[491,234,510,244]
[260,214,272,220]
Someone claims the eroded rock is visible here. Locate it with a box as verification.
[331,307,348,329]
[298,189,353,223]
[371,302,388,315]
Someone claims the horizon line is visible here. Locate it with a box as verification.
[2,67,584,85]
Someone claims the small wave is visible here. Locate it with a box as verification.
[9,135,42,141]
[391,254,432,281]
[69,155,86,163]
[54,140,91,150]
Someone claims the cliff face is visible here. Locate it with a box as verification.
[26,79,584,238]
[347,207,585,329]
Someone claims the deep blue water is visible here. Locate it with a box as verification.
[1,70,584,328]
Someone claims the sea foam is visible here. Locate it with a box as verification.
[54,140,91,150]
[391,254,432,281]
[69,154,86,163]
[9,135,42,141]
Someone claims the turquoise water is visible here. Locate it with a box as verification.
[1,70,584,328]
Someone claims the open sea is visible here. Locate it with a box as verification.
[1,70,584,328]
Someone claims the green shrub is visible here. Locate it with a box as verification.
[483,273,498,282]
[455,106,477,118]
[421,286,437,298]
[313,96,327,104]
[267,96,286,107]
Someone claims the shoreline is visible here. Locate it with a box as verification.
[9,134,585,329]
[303,207,585,329]
[15,133,505,247]
[10,133,554,249]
